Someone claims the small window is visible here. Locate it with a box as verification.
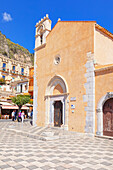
[13,66,15,70]
[21,68,24,75]
[2,63,6,71]
[20,84,22,93]
[40,34,43,44]
[2,75,5,80]
[25,84,27,91]
[12,66,15,73]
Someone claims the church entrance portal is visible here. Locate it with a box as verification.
[54,101,63,127]
[45,75,69,130]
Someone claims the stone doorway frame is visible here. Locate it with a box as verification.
[96,92,113,136]
[45,75,69,130]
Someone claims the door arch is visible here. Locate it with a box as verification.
[96,92,113,136]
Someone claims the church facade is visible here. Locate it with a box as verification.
[33,15,113,137]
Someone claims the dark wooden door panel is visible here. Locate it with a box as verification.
[54,101,62,127]
[103,98,113,137]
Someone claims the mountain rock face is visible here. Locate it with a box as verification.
[0,31,34,65]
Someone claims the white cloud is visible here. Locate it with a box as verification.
[2,12,12,22]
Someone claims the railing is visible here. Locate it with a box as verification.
[2,67,6,71]
[19,72,28,77]
[0,67,29,77]
[0,67,9,72]
[10,70,18,74]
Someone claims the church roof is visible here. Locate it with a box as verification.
[50,20,113,40]
[95,24,113,39]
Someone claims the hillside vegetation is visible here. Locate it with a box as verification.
[0,31,34,65]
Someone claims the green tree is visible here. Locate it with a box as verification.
[11,95,30,113]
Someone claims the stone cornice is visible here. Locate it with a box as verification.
[34,43,46,51]
[45,93,69,98]
[95,65,113,73]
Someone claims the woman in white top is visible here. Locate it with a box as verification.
[21,111,25,123]
[12,110,15,121]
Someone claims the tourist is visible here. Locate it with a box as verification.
[30,110,33,125]
[14,110,16,121]
[12,110,15,121]
[21,111,25,123]
[28,110,31,118]
[18,110,22,122]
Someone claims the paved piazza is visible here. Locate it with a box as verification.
[0,121,113,170]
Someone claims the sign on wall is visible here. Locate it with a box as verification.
[70,97,76,101]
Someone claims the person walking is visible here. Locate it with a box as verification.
[21,111,25,123]
[12,110,15,121]
[14,110,17,121]
[18,110,22,122]
[30,110,33,125]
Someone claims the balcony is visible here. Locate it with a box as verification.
[0,67,9,73]
[19,72,28,77]
[10,70,18,75]
[21,72,24,75]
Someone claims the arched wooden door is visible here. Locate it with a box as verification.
[54,101,63,127]
[103,98,113,136]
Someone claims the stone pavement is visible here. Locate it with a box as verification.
[0,121,113,170]
[0,121,88,141]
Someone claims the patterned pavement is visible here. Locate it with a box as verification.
[0,121,113,170]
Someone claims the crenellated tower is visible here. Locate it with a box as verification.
[35,14,51,48]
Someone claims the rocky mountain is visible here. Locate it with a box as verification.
[0,31,34,65]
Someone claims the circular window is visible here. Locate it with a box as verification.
[54,55,61,65]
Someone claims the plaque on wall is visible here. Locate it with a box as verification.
[70,97,76,101]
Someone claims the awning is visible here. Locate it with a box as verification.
[25,103,33,107]
[0,102,29,110]
[1,105,29,110]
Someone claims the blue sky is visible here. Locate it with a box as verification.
[0,0,113,53]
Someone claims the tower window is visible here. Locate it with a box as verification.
[40,34,43,44]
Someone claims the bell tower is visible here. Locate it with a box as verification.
[35,14,51,48]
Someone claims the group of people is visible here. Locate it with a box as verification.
[12,110,25,123]
[12,110,33,123]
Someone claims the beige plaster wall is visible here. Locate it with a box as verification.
[35,21,95,132]
[95,28,113,65]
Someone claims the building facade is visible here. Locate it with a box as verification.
[0,54,31,84]
[33,15,113,137]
